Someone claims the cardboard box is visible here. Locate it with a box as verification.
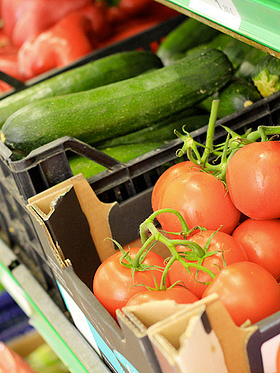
[27,174,164,373]
[121,294,256,373]
[27,174,280,373]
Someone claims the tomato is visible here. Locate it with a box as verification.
[226,141,280,219]
[168,230,248,298]
[156,171,240,237]
[151,161,201,212]
[202,261,280,326]
[125,286,199,307]
[93,248,169,320]
[232,218,280,279]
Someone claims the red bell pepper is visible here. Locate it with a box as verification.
[0,55,22,93]
[106,0,153,24]
[98,17,159,48]
[79,2,112,41]
[1,0,93,47]
[98,2,179,49]
[0,44,26,93]
[18,12,95,79]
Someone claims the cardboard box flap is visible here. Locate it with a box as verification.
[27,174,118,288]
[28,185,73,219]
[149,305,229,373]
[146,294,258,373]
[176,309,228,373]
[116,301,187,373]
[28,173,117,262]
[119,300,188,334]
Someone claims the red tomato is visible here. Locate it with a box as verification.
[125,286,199,307]
[156,171,240,237]
[226,141,280,219]
[93,248,169,320]
[203,261,280,326]
[151,161,201,212]
[168,230,248,298]
[232,218,280,279]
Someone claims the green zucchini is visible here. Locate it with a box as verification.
[98,112,209,147]
[207,33,255,70]
[69,143,165,178]
[1,48,234,155]
[252,54,280,97]
[156,18,220,66]
[199,77,261,118]
[0,50,163,127]
[235,48,267,80]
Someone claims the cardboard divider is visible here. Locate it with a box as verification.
[28,173,117,263]
[121,294,258,373]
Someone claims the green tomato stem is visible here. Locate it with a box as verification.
[137,208,216,289]
[139,208,191,242]
[201,100,219,166]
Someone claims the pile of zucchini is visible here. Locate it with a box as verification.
[0,17,276,178]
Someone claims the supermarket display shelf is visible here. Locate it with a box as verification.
[156,0,280,57]
[0,237,111,373]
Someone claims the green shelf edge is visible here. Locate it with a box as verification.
[161,0,280,55]
[0,257,89,373]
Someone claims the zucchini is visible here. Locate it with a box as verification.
[199,77,261,118]
[235,48,267,80]
[98,112,209,147]
[1,48,234,155]
[252,54,280,97]
[69,143,165,178]
[157,18,219,66]
[0,50,163,127]
[207,33,255,70]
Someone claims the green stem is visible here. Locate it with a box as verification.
[174,130,204,161]
[201,100,219,166]
[140,208,191,243]
[138,209,216,288]
[246,125,280,142]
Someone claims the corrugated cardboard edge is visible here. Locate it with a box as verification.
[119,301,188,335]
[120,294,258,373]
[147,294,258,373]
[27,173,117,263]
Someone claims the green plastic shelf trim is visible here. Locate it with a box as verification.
[165,0,280,54]
[0,260,89,373]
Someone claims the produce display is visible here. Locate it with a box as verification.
[92,101,280,328]
[0,15,279,185]
[0,0,178,92]
[1,9,280,373]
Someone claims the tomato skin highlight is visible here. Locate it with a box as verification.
[156,171,240,237]
[232,218,280,279]
[125,286,199,307]
[151,161,201,212]
[93,248,168,320]
[168,230,248,298]
[203,261,280,326]
[226,141,280,219]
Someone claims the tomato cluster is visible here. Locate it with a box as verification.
[92,111,280,328]
[149,125,280,326]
